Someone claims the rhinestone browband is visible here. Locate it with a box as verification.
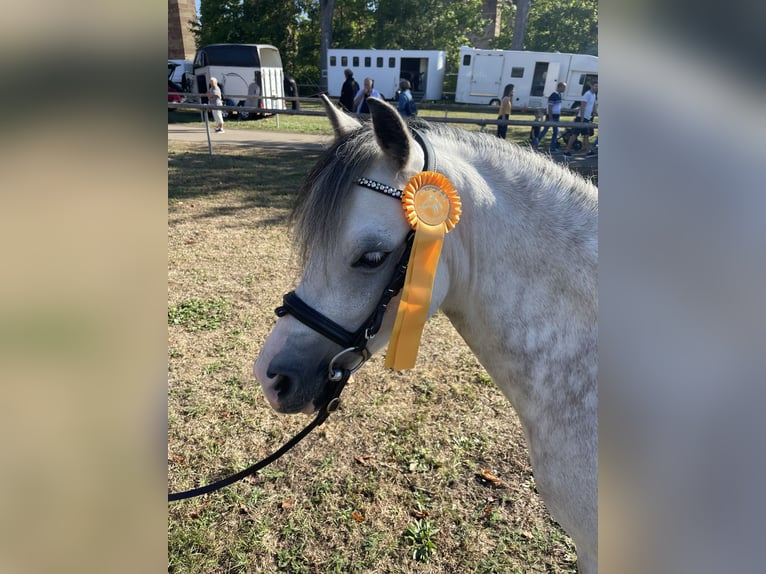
[354,177,403,200]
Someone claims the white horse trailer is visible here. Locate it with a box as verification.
[455,46,598,110]
[186,44,286,116]
[327,49,446,101]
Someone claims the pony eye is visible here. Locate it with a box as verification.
[353,251,390,269]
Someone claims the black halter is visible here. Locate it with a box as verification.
[275,229,414,379]
[274,127,433,378]
[168,128,432,502]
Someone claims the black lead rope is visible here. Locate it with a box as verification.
[168,369,351,502]
[167,232,415,503]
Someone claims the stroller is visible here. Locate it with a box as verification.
[559,116,584,151]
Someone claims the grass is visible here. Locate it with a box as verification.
[168,298,229,332]
[167,132,579,572]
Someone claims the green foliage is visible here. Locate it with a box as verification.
[193,0,597,90]
[168,298,229,332]
[491,0,598,54]
[196,0,493,85]
[404,518,440,562]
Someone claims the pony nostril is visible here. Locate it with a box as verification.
[272,374,292,398]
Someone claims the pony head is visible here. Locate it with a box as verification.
[254,96,446,414]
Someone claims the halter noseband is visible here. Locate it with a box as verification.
[276,229,414,381]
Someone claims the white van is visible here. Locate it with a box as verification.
[455,46,598,110]
[327,49,446,101]
[187,44,286,118]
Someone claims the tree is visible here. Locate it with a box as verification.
[525,0,598,54]
[319,0,334,92]
[510,0,531,50]
[490,0,597,54]
[196,0,591,86]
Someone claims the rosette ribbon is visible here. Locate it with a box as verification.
[384,171,461,370]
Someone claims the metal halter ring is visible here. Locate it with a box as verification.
[328,347,370,381]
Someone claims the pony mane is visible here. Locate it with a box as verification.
[290,123,389,267]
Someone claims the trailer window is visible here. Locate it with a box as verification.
[389,57,396,68]
[203,45,260,68]
[353,57,359,67]
[511,67,524,78]
[341,56,348,66]
[330,56,336,67]
[463,55,471,66]
[365,57,371,67]
[375,57,382,67]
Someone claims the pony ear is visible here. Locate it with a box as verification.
[320,94,361,140]
[366,97,412,170]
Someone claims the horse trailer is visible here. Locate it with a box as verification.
[455,46,598,110]
[185,43,286,117]
[327,49,446,101]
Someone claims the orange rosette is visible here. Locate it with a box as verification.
[384,172,461,370]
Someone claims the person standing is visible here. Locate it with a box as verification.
[284,75,300,110]
[208,77,224,133]
[536,82,566,152]
[565,82,598,156]
[496,84,514,139]
[396,79,417,118]
[339,68,359,113]
[353,77,381,115]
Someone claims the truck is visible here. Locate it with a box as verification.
[455,46,598,110]
[185,43,286,119]
[326,49,446,102]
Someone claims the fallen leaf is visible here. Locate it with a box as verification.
[410,508,429,519]
[351,511,365,522]
[189,501,209,518]
[477,468,510,488]
[354,454,375,466]
[281,498,294,510]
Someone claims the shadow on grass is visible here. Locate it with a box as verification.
[168,146,319,215]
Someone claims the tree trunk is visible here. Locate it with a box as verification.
[320,0,334,93]
[510,0,531,50]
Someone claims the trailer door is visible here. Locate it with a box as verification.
[543,63,560,97]
[469,53,503,97]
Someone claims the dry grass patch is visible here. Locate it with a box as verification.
[168,141,577,573]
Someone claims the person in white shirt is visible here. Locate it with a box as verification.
[565,82,598,156]
[207,77,225,133]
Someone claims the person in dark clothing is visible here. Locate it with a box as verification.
[339,69,359,113]
[536,81,566,152]
[284,75,299,110]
